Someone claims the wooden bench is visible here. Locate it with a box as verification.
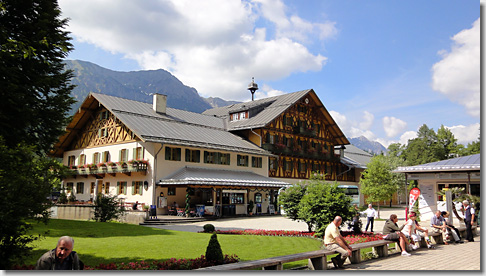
[196,249,337,270]
[417,225,477,247]
[349,240,396,264]
[197,239,398,270]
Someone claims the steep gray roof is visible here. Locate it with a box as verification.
[203,90,310,130]
[203,89,349,145]
[394,154,480,173]
[157,166,291,188]
[74,93,271,156]
[341,144,373,169]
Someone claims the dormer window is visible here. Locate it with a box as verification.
[230,111,248,121]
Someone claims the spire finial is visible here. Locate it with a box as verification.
[247,77,258,101]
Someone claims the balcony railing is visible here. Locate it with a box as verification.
[68,162,148,176]
[262,143,340,162]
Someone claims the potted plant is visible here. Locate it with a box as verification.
[143,205,150,219]
[247,200,254,216]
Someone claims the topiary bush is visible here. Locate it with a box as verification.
[205,233,224,265]
[203,224,215,233]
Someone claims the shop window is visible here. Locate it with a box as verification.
[255,193,262,203]
[168,187,176,196]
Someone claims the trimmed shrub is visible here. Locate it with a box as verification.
[203,224,215,233]
[205,234,224,265]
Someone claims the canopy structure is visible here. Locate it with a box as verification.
[157,166,291,189]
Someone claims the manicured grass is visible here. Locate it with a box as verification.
[25,219,322,269]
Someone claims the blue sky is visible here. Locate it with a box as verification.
[58,0,480,148]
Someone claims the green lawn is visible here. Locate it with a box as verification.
[25,219,322,269]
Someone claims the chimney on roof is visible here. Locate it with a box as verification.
[153,93,167,114]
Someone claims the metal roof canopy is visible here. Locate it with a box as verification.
[157,166,291,188]
[394,154,480,173]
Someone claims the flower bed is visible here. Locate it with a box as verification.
[12,254,239,270]
[205,229,383,245]
[208,229,317,237]
[341,231,384,245]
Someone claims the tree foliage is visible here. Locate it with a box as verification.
[388,124,480,167]
[0,139,64,269]
[205,234,224,265]
[279,176,353,236]
[0,0,75,268]
[93,194,126,222]
[360,155,404,215]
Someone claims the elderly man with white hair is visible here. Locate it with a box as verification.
[35,236,82,270]
[462,200,475,242]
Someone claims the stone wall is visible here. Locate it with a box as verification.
[50,205,146,225]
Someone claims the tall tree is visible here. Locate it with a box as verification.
[0,0,74,269]
[0,0,75,153]
[437,125,459,159]
[359,155,397,217]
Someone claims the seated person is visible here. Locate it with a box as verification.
[383,214,411,256]
[324,216,353,269]
[36,236,82,270]
[402,212,434,249]
[430,210,448,244]
[442,211,464,243]
[414,217,434,249]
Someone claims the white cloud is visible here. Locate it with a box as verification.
[431,18,480,117]
[330,110,377,141]
[359,111,374,130]
[59,0,336,101]
[446,123,480,145]
[382,116,407,138]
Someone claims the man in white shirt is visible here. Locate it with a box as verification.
[362,204,378,232]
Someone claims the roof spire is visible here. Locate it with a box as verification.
[247,77,258,101]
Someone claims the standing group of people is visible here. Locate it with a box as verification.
[323,201,476,269]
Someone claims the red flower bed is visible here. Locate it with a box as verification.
[209,229,317,237]
[11,254,239,270]
[341,231,384,245]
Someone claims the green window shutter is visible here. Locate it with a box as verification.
[132,181,135,195]
[119,150,122,162]
[140,182,143,195]
[133,148,137,160]
[124,182,127,195]
[117,182,120,194]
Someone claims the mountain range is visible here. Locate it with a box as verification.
[348,136,387,155]
[64,59,386,154]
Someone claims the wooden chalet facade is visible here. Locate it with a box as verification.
[203,89,355,185]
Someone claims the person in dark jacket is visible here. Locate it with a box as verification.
[382,214,411,256]
[35,236,82,270]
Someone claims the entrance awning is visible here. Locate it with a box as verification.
[156,166,291,189]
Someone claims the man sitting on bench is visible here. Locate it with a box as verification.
[324,216,353,269]
[383,214,411,256]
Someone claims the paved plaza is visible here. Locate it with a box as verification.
[145,207,481,271]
